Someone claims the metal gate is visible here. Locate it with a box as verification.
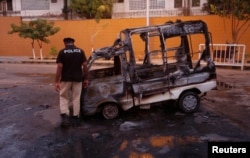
[199,44,246,70]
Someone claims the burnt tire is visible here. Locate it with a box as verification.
[178,91,200,113]
[102,103,119,120]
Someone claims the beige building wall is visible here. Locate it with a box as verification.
[0,15,249,60]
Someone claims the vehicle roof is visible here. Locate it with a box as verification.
[120,20,208,38]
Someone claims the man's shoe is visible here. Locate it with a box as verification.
[60,114,71,128]
[71,116,81,127]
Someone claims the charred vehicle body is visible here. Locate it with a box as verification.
[81,20,217,119]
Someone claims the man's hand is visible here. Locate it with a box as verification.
[55,82,60,92]
[83,80,88,88]
[55,63,62,92]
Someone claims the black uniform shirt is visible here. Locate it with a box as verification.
[56,45,87,82]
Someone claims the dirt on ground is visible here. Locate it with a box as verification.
[0,63,250,158]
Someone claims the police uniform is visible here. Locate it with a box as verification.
[56,38,87,125]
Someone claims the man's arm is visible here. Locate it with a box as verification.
[55,63,63,92]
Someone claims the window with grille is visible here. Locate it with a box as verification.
[129,0,146,10]
[129,0,165,10]
[150,0,165,9]
[174,0,182,8]
[21,0,49,10]
[192,0,200,7]
[0,0,12,11]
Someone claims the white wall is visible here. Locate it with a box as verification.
[11,0,208,18]
[50,0,64,15]
[12,0,21,11]
[114,0,207,12]
[12,0,63,17]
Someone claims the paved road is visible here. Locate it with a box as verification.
[0,63,250,158]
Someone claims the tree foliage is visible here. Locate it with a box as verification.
[70,0,114,22]
[9,19,60,60]
[203,0,250,43]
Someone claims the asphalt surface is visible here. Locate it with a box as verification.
[0,58,250,158]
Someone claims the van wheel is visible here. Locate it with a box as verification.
[102,103,119,120]
[178,91,200,113]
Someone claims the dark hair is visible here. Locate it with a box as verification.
[63,37,75,43]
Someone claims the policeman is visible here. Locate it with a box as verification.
[55,37,88,127]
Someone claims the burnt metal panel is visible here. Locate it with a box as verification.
[82,19,217,117]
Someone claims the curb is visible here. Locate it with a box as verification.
[0,59,56,64]
[21,60,56,64]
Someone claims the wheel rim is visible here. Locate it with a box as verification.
[182,95,197,111]
[103,103,119,119]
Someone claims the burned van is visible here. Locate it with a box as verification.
[81,20,217,119]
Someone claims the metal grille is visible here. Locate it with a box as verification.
[129,0,165,10]
[150,0,165,9]
[199,44,246,70]
[129,0,146,10]
[21,0,49,10]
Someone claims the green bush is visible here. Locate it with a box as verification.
[49,46,58,58]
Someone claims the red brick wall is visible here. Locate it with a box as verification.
[0,16,249,59]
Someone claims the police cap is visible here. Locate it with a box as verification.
[63,37,75,43]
